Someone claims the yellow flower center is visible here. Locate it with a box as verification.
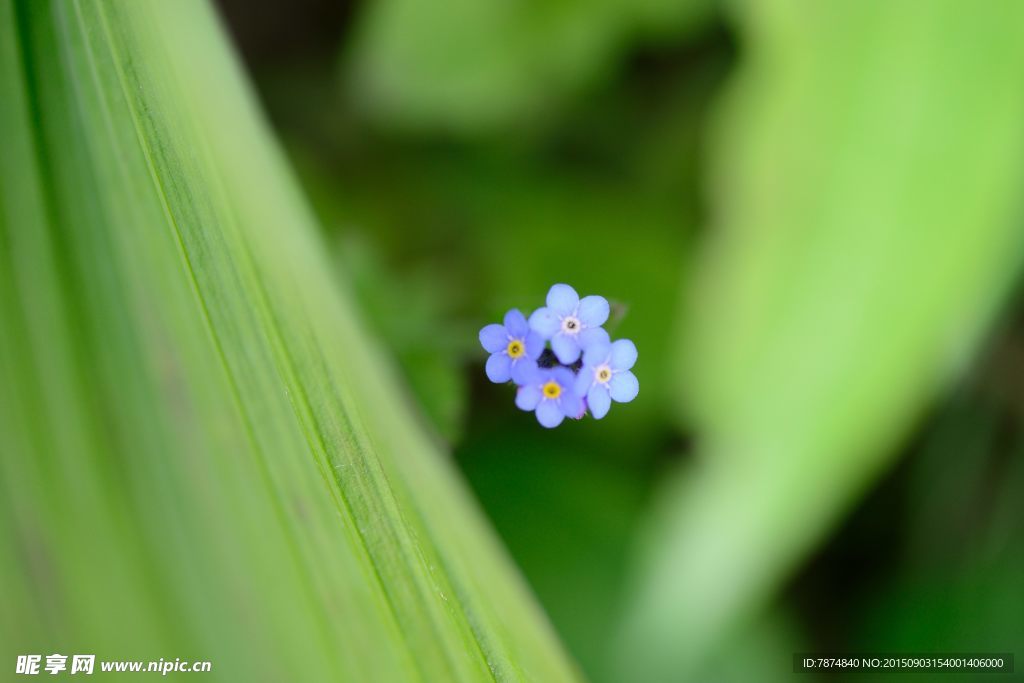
[542,381,562,399]
[597,366,612,383]
[507,340,525,358]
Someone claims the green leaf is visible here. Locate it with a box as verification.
[345,0,714,133]
[615,1,1024,679]
[0,1,578,680]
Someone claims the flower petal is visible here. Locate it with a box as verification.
[582,336,611,367]
[485,353,512,383]
[551,334,580,364]
[578,327,610,354]
[503,308,529,338]
[516,384,542,411]
[551,365,576,390]
[577,295,609,327]
[536,400,565,428]
[510,358,537,385]
[546,283,579,316]
[609,339,638,371]
[479,324,508,353]
[524,331,545,360]
[587,384,611,419]
[559,392,583,419]
[529,307,560,339]
[574,369,593,397]
[609,370,639,402]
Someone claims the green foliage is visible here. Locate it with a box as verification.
[616,1,1024,679]
[345,0,715,132]
[6,0,1024,680]
[0,1,578,680]
[857,378,1024,679]
[269,53,726,677]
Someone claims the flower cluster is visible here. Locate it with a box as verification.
[479,284,639,427]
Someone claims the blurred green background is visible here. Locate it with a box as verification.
[5,0,1022,681]
[213,0,1024,680]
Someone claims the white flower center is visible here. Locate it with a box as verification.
[561,315,581,335]
[596,364,612,384]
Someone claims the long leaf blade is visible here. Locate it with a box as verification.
[0,1,579,680]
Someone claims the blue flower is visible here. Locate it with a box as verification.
[574,338,638,419]
[515,365,584,428]
[479,308,544,384]
[528,284,610,364]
